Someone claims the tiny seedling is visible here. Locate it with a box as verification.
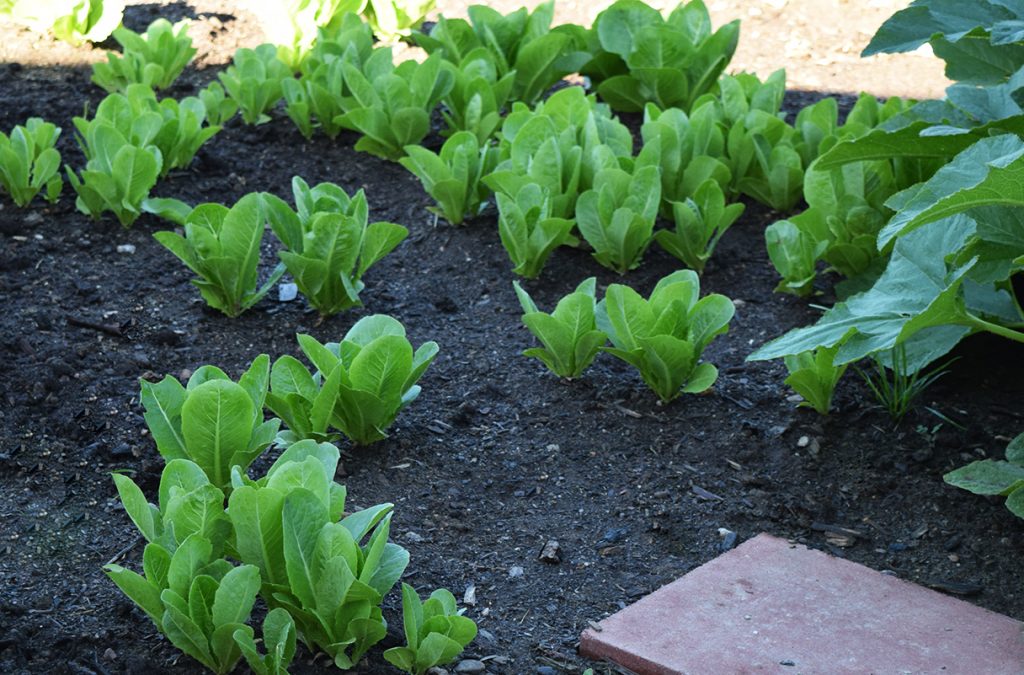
[383,584,478,675]
[198,81,239,127]
[513,277,607,379]
[66,126,161,227]
[153,193,286,317]
[857,344,955,424]
[597,270,734,402]
[266,315,439,445]
[0,118,62,206]
[783,345,847,415]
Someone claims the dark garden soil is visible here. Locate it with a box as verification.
[1,2,1023,675]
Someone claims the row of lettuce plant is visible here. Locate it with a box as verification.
[109,329,475,673]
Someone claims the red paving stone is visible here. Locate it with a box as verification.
[580,533,1024,674]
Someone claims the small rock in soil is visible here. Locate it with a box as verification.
[508,565,524,578]
[116,244,136,254]
[538,539,561,564]
[718,528,738,551]
[454,659,486,674]
[404,531,424,543]
[463,584,476,606]
[278,282,298,302]
[536,667,557,675]
[599,527,629,546]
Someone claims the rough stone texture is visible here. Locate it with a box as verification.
[581,533,1024,674]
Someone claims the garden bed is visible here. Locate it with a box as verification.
[1,2,1022,674]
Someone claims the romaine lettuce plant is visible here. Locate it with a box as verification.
[105,460,258,674]
[485,87,633,213]
[91,19,196,93]
[1,0,124,45]
[400,132,499,225]
[596,270,734,402]
[783,346,847,415]
[413,2,590,106]
[494,185,576,279]
[153,193,286,317]
[244,0,364,70]
[439,51,515,143]
[763,218,828,297]
[139,355,280,489]
[234,608,296,675]
[73,84,220,177]
[282,13,375,139]
[227,440,409,668]
[264,177,408,316]
[583,0,739,113]
[513,277,607,379]
[635,103,731,217]
[945,432,1024,520]
[576,165,661,273]
[219,44,292,124]
[655,179,744,274]
[0,118,62,207]
[65,127,161,227]
[335,50,455,160]
[266,316,439,445]
[384,584,478,675]
[198,82,240,127]
[363,0,434,39]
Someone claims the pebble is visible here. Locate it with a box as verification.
[454,659,485,674]
[116,244,136,254]
[538,540,561,564]
[536,667,557,675]
[404,531,424,543]
[718,528,738,551]
[508,565,524,578]
[278,282,298,302]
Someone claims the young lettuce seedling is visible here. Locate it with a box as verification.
[576,164,662,274]
[73,84,220,178]
[783,345,847,415]
[264,177,408,316]
[401,132,499,225]
[91,18,196,93]
[596,270,734,402]
[413,2,589,106]
[494,185,576,279]
[635,103,732,218]
[0,118,62,207]
[583,0,740,113]
[154,193,286,317]
[105,460,259,674]
[439,50,515,143]
[226,440,410,669]
[764,217,829,296]
[6,0,124,45]
[384,584,478,675]
[655,179,745,274]
[219,44,292,125]
[198,81,239,126]
[281,14,376,140]
[363,0,435,40]
[66,126,161,227]
[334,50,455,160]
[513,277,607,379]
[139,355,280,488]
[266,315,439,446]
[233,608,297,675]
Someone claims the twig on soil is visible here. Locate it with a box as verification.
[104,536,142,565]
[67,316,128,338]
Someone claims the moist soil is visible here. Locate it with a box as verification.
[1,3,1023,675]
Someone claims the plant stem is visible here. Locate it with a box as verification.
[966,314,1024,344]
